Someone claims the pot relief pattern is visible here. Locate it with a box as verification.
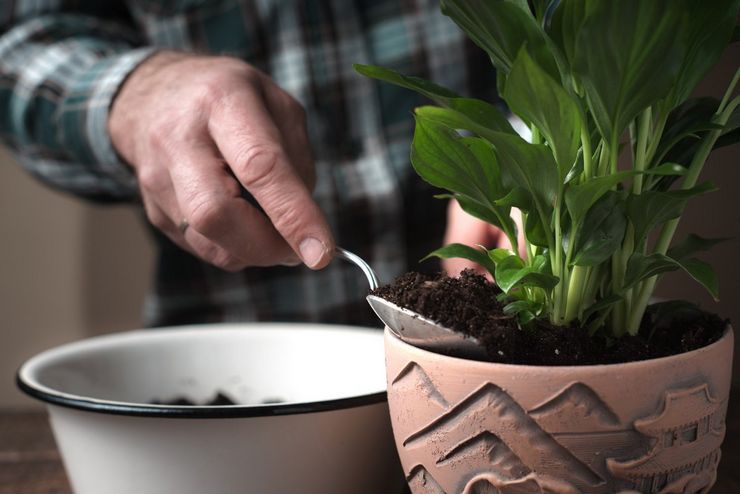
[390,362,727,494]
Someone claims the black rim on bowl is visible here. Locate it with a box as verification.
[17,325,388,419]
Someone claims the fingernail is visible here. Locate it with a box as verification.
[299,237,327,268]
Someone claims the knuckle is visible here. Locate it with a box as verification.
[196,77,227,109]
[211,251,245,272]
[236,143,282,189]
[187,195,226,235]
[137,166,167,193]
[144,206,169,232]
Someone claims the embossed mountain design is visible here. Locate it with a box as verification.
[392,361,448,409]
[407,465,446,494]
[529,382,621,433]
[438,431,531,480]
[403,382,604,490]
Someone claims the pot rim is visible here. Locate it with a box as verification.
[385,323,733,371]
[17,323,387,419]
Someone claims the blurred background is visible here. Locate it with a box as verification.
[1,45,738,409]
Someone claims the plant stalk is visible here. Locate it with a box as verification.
[627,95,740,332]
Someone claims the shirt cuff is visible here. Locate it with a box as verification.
[58,47,158,198]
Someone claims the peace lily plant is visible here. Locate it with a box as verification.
[356,0,739,340]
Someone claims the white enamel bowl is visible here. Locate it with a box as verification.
[17,323,404,494]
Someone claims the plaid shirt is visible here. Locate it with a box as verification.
[0,0,497,327]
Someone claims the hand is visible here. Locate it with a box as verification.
[108,51,334,271]
[442,200,525,277]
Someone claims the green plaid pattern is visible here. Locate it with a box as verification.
[0,0,498,327]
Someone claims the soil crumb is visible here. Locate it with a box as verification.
[151,391,238,406]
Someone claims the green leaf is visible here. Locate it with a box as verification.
[354,65,514,134]
[525,210,550,248]
[624,253,719,300]
[548,0,598,69]
[572,0,688,141]
[643,163,688,177]
[481,130,560,219]
[410,117,499,205]
[572,191,627,266]
[489,248,516,265]
[495,255,559,293]
[455,195,517,239]
[503,299,543,317]
[565,171,633,226]
[626,182,717,246]
[667,234,730,261]
[504,46,582,177]
[664,0,740,106]
[412,105,515,143]
[582,294,623,322]
[424,243,497,277]
[654,98,722,168]
[440,0,559,80]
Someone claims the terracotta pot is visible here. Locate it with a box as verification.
[384,326,734,494]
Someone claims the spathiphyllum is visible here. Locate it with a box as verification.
[356,0,740,338]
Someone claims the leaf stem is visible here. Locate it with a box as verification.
[581,125,593,179]
[627,95,740,332]
[632,108,652,194]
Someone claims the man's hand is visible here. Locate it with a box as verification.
[109,51,334,271]
[442,200,524,277]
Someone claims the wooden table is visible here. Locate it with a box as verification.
[2,389,739,493]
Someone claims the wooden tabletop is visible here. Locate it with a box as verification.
[2,389,739,494]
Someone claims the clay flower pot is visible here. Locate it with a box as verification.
[384,326,733,494]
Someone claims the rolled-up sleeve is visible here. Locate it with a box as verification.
[0,7,156,201]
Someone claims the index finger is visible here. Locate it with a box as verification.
[208,87,334,269]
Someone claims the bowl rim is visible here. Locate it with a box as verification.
[17,323,388,419]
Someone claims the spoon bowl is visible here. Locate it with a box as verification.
[335,248,487,359]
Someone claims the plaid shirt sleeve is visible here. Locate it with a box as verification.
[0,5,155,201]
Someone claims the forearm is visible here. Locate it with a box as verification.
[0,10,155,201]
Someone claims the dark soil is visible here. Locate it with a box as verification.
[372,270,728,366]
[151,391,237,406]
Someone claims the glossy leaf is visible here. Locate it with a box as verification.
[440,0,559,80]
[504,47,582,176]
[495,255,559,293]
[424,243,497,277]
[565,171,633,226]
[665,0,739,106]
[525,210,550,248]
[456,195,517,240]
[489,248,517,265]
[572,0,688,140]
[626,182,717,246]
[572,191,627,266]
[582,294,623,322]
[354,65,514,134]
[410,117,498,205]
[548,0,597,69]
[624,253,719,300]
[654,98,721,168]
[643,163,688,177]
[482,131,560,220]
[667,234,730,261]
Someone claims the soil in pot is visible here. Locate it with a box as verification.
[372,270,727,365]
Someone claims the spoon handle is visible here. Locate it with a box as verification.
[334,247,379,290]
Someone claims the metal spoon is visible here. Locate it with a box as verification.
[334,247,487,359]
